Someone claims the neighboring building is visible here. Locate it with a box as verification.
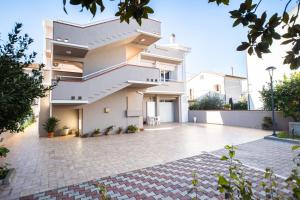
[39,18,190,136]
[187,72,247,103]
[247,7,300,110]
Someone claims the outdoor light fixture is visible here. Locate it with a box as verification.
[266,66,277,136]
[66,50,72,55]
[140,38,146,42]
[266,66,276,78]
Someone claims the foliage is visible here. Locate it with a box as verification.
[20,109,36,130]
[209,0,300,70]
[189,93,224,110]
[0,146,10,180]
[43,117,59,133]
[93,182,111,200]
[224,104,231,110]
[188,172,201,199]
[116,127,123,134]
[63,0,154,25]
[0,147,9,157]
[0,23,52,134]
[261,72,300,121]
[0,163,9,180]
[217,145,254,199]
[260,168,281,199]
[92,128,100,136]
[262,116,273,130]
[74,129,80,137]
[104,126,114,135]
[286,145,300,199]
[277,131,300,140]
[127,125,138,133]
[233,100,248,110]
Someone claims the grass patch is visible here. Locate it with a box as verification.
[277,131,300,140]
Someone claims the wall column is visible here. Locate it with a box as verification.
[155,95,160,117]
[78,109,83,135]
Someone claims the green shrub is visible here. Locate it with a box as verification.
[127,125,138,133]
[260,72,300,122]
[189,93,224,110]
[262,116,273,130]
[224,104,231,110]
[233,101,248,110]
[43,117,59,132]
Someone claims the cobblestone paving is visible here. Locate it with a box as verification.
[20,153,291,200]
[213,139,296,178]
[0,123,270,199]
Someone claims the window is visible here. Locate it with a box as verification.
[161,71,171,82]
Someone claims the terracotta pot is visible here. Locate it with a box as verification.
[47,132,54,138]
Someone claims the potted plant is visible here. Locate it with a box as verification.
[43,117,59,138]
[104,126,114,135]
[224,104,231,110]
[127,125,138,133]
[116,127,123,134]
[62,126,70,136]
[92,128,101,137]
[74,129,80,137]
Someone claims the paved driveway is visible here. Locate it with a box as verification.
[0,123,270,199]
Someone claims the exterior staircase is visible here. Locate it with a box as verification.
[52,62,160,104]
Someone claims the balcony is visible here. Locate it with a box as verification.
[144,80,185,95]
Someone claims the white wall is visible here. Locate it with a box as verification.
[82,88,142,134]
[189,110,292,131]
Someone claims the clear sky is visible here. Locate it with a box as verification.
[0,0,290,78]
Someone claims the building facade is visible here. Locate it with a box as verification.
[187,72,247,103]
[39,18,190,136]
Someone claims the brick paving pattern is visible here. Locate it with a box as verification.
[20,153,291,200]
[213,139,295,178]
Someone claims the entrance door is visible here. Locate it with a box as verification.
[159,102,175,122]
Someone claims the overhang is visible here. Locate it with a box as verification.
[51,100,88,105]
[52,40,89,58]
[127,80,161,88]
[140,52,183,64]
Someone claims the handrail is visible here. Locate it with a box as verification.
[56,61,159,81]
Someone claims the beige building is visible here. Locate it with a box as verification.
[39,18,190,136]
[187,72,247,103]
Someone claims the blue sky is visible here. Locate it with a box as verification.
[0,0,290,78]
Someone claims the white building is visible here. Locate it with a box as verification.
[39,18,190,136]
[187,71,247,103]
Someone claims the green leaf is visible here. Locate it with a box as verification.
[292,145,300,151]
[221,155,229,161]
[283,12,289,24]
[237,42,250,51]
[218,175,229,185]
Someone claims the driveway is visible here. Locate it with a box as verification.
[0,123,270,199]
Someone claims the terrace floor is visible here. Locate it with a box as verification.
[0,123,275,199]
